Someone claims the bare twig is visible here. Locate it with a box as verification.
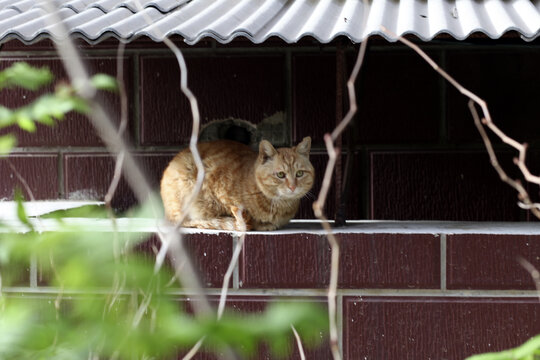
[468,102,540,217]
[7,159,36,202]
[182,338,205,360]
[331,39,369,141]
[132,290,153,328]
[218,208,246,320]
[129,7,209,313]
[7,158,46,238]
[49,251,64,320]
[381,26,540,220]
[104,43,128,208]
[104,150,125,208]
[43,0,216,349]
[217,233,244,319]
[291,324,306,360]
[131,1,205,229]
[128,4,240,359]
[312,38,369,360]
[518,257,540,302]
[102,43,130,319]
[183,209,247,360]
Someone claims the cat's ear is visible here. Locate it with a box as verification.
[295,136,311,157]
[259,140,277,163]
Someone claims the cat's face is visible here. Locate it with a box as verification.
[255,137,315,200]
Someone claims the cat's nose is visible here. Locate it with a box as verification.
[288,184,296,192]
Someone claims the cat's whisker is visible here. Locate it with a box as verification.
[303,191,316,200]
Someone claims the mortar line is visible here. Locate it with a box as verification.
[29,255,37,288]
[5,287,539,298]
[57,149,64,198]
[440,233,447,291]
[337,293,344,357]
[284,49,293,145]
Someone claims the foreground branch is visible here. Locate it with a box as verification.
[43,0,216,343]
[381,26,540,220]
[313,38,369,360]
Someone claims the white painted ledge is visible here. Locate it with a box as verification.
[0,200,104,220]
[2,218,540,235]
[1,201,539,235]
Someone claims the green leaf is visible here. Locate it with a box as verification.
[0,303,33,357]
[0,105,14,128]
[0,134,16,156]
[91,74,118,92]
[16,113,36,132]
[69,96,90,114]
[0,62,53,90]
[14,189,34,232]
[40,204,106,219]
[466,334,540,360]
[35,114,55,126]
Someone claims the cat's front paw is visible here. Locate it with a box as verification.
[253,223,278,231]
[235,222,253,231]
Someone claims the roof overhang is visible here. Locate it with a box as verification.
[1,0,539,45]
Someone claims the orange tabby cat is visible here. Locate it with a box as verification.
[160,137,314,231]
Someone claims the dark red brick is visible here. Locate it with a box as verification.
[240,234,329,288]
[293,50,441,145]
[447,234,540,290]
[0,233,31,286]
[240,233,439,289]
[0,57,132,146]
[0,265,30,287]
[136,36,214,50]
[519,151,540,221]
[296,153,335,220]
[137,233,233,288]
[1,38,56,50]
[344,296,540,359]
[354,50,441,144]
[63,152,174,211]
[340,233,440,289]
[177,296,330,360]
[140,56,285,146]
[446,50,540,143]
[292,54,336,144]
[0,153,58,199]
[296,153,362,220]
[370,151,522,221]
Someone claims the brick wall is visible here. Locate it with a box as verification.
[1,37,540,359]
[2,37,540,221]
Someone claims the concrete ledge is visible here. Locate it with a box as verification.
[2,217,540,235]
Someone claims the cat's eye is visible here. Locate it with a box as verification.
[276,171,286,179]
[296,170,304,177]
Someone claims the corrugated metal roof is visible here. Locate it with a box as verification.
[0,0,539,45]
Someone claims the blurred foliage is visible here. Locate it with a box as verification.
[0,62,116,155]
[465,335,540,360]
[0,62,53,91]
[0,198,328,359]
[0,62,328,359]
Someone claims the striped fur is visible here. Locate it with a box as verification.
[160,137,314,231]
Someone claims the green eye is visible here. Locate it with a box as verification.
[296,170,304,177]
[276,171,286,179]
